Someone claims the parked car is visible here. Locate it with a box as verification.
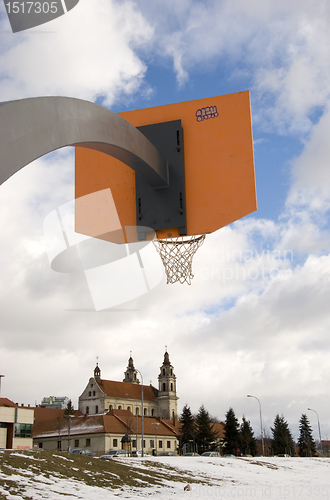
[100,449,130,459]
[183,452,200,456]
[201,452,220,457]
[71,449,95,457]
[131,450,150,457]
[157,452,176,456]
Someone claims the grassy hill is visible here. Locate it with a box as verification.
[0,449,329,499]
[0,449,208,498]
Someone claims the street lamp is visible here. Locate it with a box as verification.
[153,422,160,455]
[0,375,4,398]
[247,394,265,456]
[136,368,144,457]
[308,408,323,456]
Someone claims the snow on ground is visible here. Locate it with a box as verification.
[0,454,329,499]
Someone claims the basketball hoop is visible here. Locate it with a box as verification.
[153,234,206,285]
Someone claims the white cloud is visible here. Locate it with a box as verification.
[0,0,153,104]
[287,108,330,211]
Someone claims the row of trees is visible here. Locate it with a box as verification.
[179,404,318,457]
[224,408,317,457]
[179,404,218,454]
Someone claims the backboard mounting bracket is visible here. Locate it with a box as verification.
[136,120,187,240]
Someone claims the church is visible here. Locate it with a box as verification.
[33,350,180,456]
[78,350,178,420]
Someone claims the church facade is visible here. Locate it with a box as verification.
[78,350,178,420]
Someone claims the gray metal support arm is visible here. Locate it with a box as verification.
[0,96,168,188]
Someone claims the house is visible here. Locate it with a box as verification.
[0,398,34,449]
[33,408,179,456]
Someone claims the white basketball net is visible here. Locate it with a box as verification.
[153,235,206,285]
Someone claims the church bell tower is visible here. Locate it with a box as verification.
[123,354,139,384]
[157,349,178,419]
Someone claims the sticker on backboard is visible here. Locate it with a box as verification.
[196,106,218,122]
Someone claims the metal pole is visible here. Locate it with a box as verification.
[247,395,265,456]
[136,411,138,453]
[308,408,323,456]
[0,97,168,189]
[136,369,144,457]
[0,375,4,398]
[153,422,160,455]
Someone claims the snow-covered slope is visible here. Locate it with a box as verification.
[0,450,329,499]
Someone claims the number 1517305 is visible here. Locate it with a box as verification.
[5,2,58,14]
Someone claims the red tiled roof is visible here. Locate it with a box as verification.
[0,398,18,407]
[98,380,158,402]
[33,410,178,439]
[33,407,82,421]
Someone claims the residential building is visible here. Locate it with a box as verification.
[33,408,179,456]
[40,396,70,409]
[0,398,34,449]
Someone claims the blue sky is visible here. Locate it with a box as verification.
[1,0,330,444]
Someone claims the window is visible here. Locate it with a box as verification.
[162,368,165,375]
[86,438,91,447]
[170,369,172,375]
[88,391,91,396]
[86,406,89,414]
[132,440,136,448]
[57,441,61,450]
[95,405,99,414]
[38,442,43,449]
[144,408,147,416]
[172,411,175,419]
[162,383,166,391]
[75,439,79,448]
[151,409,155,416]
[113,439,118,447]
[143,440,145,448]
[118,405,122,410]
[109,405,113,411]
[136,408,139,415]
[170,383,173,391]
[167,441,171,449]
[14,424,32,438]
[159,440,163,448]
[93,391,95,396]
[127,406,131,411]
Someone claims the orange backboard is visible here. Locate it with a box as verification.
[75,91,256,242]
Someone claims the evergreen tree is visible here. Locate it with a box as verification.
[195,405,218,454]
[179,405,196,453]
[239,416,257,456]
[64,399,74,416]
[223,407,240,456]
[298,414,316,457]
[271,414,295,456]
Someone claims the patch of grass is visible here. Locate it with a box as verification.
[0,450,214,497]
